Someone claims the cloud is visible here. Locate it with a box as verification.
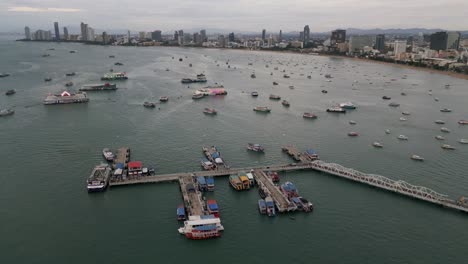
[8,6,82,12]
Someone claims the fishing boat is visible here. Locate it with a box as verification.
[267,171,280,183]
[339,102,356,109]
[207,200,220,218]
[435,120,445,124]
[44,77,52,82]
[385,129,391,134]
[178,216,224,240]
[303,112,317,119]
[250,73,256,78]
[206,176,215,191]
[402,111,411,116]
[143,102,156,108]
[411,155,424,161]
[86,164,112,192]
[441,144,456,150]
[238,172,250,190]
[459,139,468,144]
[382,96,391,100]
[373,142,383,148]
[65,82,73,87]
[114,62,124,66]
[251,91,259,97]
[102,148,114,161]
[246,172,255,186]
[258,199,267,214]
[0,109,15,117]
[101,72,128,81]
[321,90,328,93]
[397,135,408,140]
[273,82,278,85]
[348,132,359,137]
[192,93,204,99]
[229,175,243,190]
[247,143,264,152]
[201,158,216,170]
[197,176,208,192]
[282,100,290,107]
[440,127,451,133]
[269,94,281,100]
[349,120,357,125]
[203,108,217,115]
[79,83,117,91]
[435,135,445,140]
[43,91,89,105]
[253,106,271,113]
[280,181,299,198]
[65,72,75,76]
[326,107,346,113]
[5,89,16,95]
[389,102,400,107]
[159,96,169,102]
[181,74,207,83]
[458,120,468,125]
[177,205,186,221]
[0,73,10,78]
[265,197,276,216]
[440,108,452,113]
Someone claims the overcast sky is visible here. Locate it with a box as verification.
[1,0,467,33]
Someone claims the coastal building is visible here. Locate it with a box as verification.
[331,29,346,44]
[178,30,184,45]
[290,41,303,49]
[299,32,304,42]
[349,35,374,54]
[200,29,207,42]
[102,32,109,44]
[228,32,235,42]
[429,31,460,51]
[63,27,69,40]
[183,33,191,44]
[193,32,200,45]
[80,22,88,41]
[303,25,310,45]
[446,31,461,50]
[54,22,60,40]
[87,27,95,41]
[262,29,266,41]
[375,34,385,52]
[279,30,282,42]
[24,26,31,40]
[139,31,146,40]
[394,40,407,57]
[151,30,162,41]
[218,35,226,48]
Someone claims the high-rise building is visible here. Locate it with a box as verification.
[193,33,200,45]
[299,32,304,41]
[430,32,448,51]
[303,25,310,45]
[375,34,385,51]
[102,32,109,44]
[87,27,95,41]
[174,31,179,41]
[178,30,184,45]
[331,29,346,44]
[228,32,235,42]
[349,35,374,53]
[80,22,88,41]
[54,22,60,40]
[279,30,282,42]
[394,40,407,56]
[446,31,461,50]
[262,29,266,41]
[24,26,31,40]
[200,29,207,42]
[63,27,69,40]
[151,30,162,41]
[218,35,226,48]
[183,33,191,44]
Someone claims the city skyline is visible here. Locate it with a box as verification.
[1,0,468,33]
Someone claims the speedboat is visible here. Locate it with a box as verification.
[192,93,204,99]
[411,155,424,161]
[382,96,391,100]
[327,107,346,113]
[397,135,408,140]
[159,96,169,102]
[303,112,317,119]
[399,117,407,121]
[269,94,281,100]
[251,91,259,97]
[441,144,456,150]
[373,142,383,148]
[385,129,391,134]
[102,148,114,161]
[0,108,15,117]
[459,139,468,144]
[440,127,451,133]
[203,108,217,115]
[458,120,468,125]
[402,111,411,116]
[339,102,356,109]
[440,108,452,113]
[5,89,16,95]
[435,135,445,140]
[143,102,156,108]
[349,120,357,125]
[281,100,290,107]
[44,77,52,82]
[348,132,359,137]
[435,120,445,124]
[389,102,400,107]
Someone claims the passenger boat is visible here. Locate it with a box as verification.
[339,102,356,109]
[411,155,424,161]
[435,135,445,140]
[229,175,243,190]
[178,216,224,240]
[273,82,278,85]
[207,200,220,218]
[280,181,299,198]
[247,143,264,152]
[440,108,452,112]
[265,197,276,216]
[326,107,346,113]
[86,164,112,192]
[203,108,217,115]
[201,158,216,170]
[197,176,208,192]
[44,77,52,82]
[65,72,76,76]
[269,94,281,100]
[397,135,408,140]
[102,148,114,161]
[246,172,255,186]
[101,72,128,81]
[181,74,207,83]
[373,142,383,148]
[303,112,317,119]
[250,73,256,78]
[5,89,16,95]
[0,73,10,78]
[177,205,186,221]
[459,139,468,144]
[251,91,259,97]
[440,127,451,133]
[143,102,156,108]
[253,106,271,113]
[192,93,204,99]
[258,199,267,214]
[238,172,250,190]
[441,144,456,150]
[267,171,280,183]
[65,82,73,87]
[0,109,15,117]
[79,83,117,91]
[43,91,89,105]
[159,96,169,102]
[282,100,290,107]
[458,120,468,125]
[389,102,400,107]
[206,176,215,191]
[348,132,359,137]
[382,96,391,100]
[435,120,445,124]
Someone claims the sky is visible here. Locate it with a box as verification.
[1,0,467,33]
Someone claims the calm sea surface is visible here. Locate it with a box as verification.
[1,38,468,264]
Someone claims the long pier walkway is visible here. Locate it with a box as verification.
[253,170,296,212]
[178,176,205,216]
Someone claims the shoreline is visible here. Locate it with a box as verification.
[17,39,468,81]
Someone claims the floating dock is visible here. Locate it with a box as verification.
[253,170,296,212]
[112,147,130,169]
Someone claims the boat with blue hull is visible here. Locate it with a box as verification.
[177,205,186,221]
[197,176,208,192]
[206,176,215,191]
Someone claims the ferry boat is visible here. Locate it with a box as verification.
[282,100,290,107]
[280,181,299,198]
[201,158,216,170]
[43,91,89,105]
[79,83,117,91]
[440,108,452,113]
[0,73,10,78]
[303,112,317,119]
[435,135,445,140]
[339,102,356,109]
[246,172,255,186]
[143,102,156,108]
[0,109,15,117]
[388,102,400,107]
[86,164,112,192]
[65,72,76,76]
[458,120,468,125]
[192,93,204,99]
[251,91,259,97]
[265,197,276,216]
[441,144,456,150]
[206,176,215,191]
[373,142,383,148]
[258,199,267,214]
[101,72,128,81]
[207,200,220,218]
[178,216,224,240]
[177,205,186,221]
[267,171,280,183]
[326,107,346,113]
[269,94,281,100]
[203,108,217,115]
[159,96,169,102]
[229,175,243,190]
[382,96,391,100]
[238,172,250,190]
[435,120,445,124]
[102,148,114,161]
[5,89,16,95]
[181,74,207,83]
[348,132,359,137]
[197,176,208,192]
[411,155,424,161]
[247,143,264,152]
[253,106,271,113]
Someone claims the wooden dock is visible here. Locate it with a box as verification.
[112,147,130,169]
[178,176,205,216]
[253,170,296,212]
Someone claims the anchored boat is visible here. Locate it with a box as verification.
[247,143,264,152]
[229,175,243,190]
[207,200,220,218]
[0,109,15,117]
[43,91,89,105]
[101,72,128,81]
[102,148,114,161]
[87,164,112,192]
[265,197,276,216]
[178,216,224,240]
[177,205,186,221]
[79,83,117,91]
[253,106,271,113]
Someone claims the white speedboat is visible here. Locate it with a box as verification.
[400,117,407,121]
[349,120,357,125]
[397,135,408,140]
[102,148,114,161]
[385,129,391,134]
[435,120,445,124]
[459,139,468,144]
[435,135,445,140]
[372,142,383,148]
[441,144,456,150]
[411,155,424,161]
[440,127,451,133]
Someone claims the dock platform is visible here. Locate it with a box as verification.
[253,170,296,212]
[112,147,130,169]
[178,176,205,216]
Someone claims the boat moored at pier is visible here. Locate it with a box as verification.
[247,143,264,152]
[178,216,224,240]
[87,164,112,192]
